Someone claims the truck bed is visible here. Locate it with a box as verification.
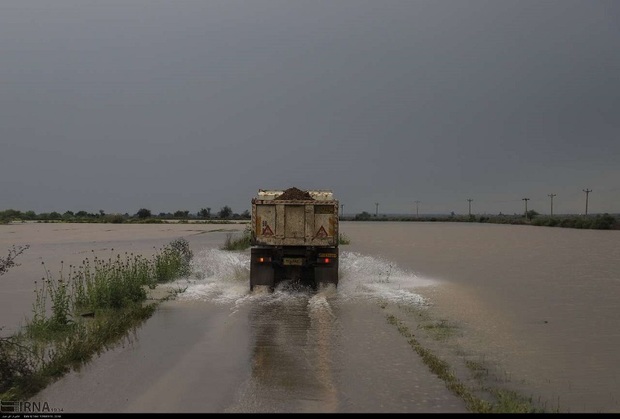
[251,196,339,247]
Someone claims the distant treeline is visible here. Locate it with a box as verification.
[344,211,619,230]
[0,206,251,224]
[3,208,618,230]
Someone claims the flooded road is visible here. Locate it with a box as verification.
[3,221,620,412]
[21,239,464,413]
[43,293,461,413]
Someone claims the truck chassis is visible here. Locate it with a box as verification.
[250,246,338,291]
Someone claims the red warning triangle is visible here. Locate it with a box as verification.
[315,225,328,238]
[262,225,274,236]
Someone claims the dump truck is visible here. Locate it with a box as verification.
[250,187,339,291]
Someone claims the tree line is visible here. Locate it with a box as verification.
[0,206,251,224]
[346,211,619,230]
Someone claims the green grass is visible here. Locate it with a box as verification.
[0,238,193,401]
[419,319,458,341]
[221,228,252,251]
[385,313,547,413]
[466,359,489,381]
[338,233,351,245]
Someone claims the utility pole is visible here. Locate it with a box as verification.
[583,189,592,215]
[414,201,421,218]
[375,202,379,217]
[340,204,344,217]
[522,198,530,219]
[467,199,473,216]
[548,194,556,216]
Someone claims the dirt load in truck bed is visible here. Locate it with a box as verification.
[274,187,315,200]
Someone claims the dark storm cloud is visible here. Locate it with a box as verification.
[1,0,619,215]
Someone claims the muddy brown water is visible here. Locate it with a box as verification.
[1,221,619,413]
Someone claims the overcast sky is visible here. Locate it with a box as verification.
[1,0,619,216]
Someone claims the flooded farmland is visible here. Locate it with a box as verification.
[2,221,619,412]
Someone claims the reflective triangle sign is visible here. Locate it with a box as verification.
[315,225,328,238]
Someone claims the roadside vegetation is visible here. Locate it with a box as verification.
[0,245,30,276]
[382,305,554,413]
[347,211,619,230]
[221,226,252,251]
[338,233,351,245]
[0,238,193,401]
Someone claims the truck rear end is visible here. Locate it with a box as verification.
[250,188,339,291]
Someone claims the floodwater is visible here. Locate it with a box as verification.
[1,221,619,413]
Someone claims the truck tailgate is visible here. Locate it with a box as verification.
[253,201,338,247]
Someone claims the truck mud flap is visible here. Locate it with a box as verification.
[250,249,275,291]
[314,263,338,288]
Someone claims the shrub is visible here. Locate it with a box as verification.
[221,227,252,251]
[338,233,351,245]
[103,214,125,224]
[0,245,30,277]
[590,214,616,230]
[155,238,193,281]
[136,208,151,219]
[0,334,38,396]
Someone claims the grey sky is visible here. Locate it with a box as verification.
[1,0,619,216]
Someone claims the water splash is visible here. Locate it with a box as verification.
[175,249,438,308]
[177,248,250,304]
[337,251,436,305]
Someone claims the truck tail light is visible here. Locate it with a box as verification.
[317,253,337,265]
[257,256,271,263]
